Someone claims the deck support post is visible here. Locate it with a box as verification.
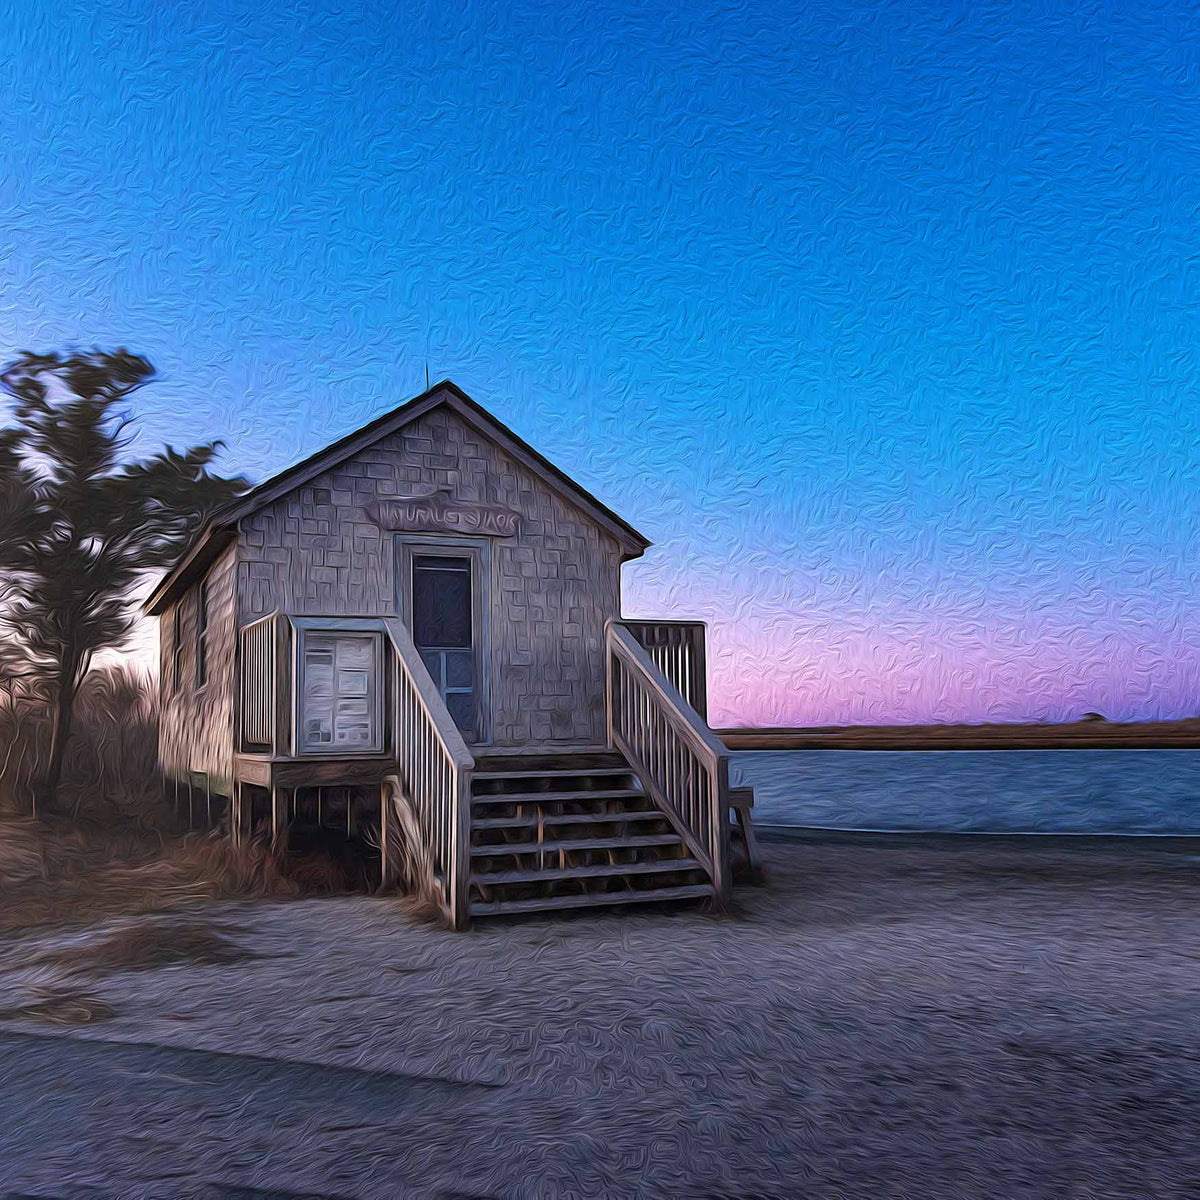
[231,781,243,849]
[709,756,732,909]
[270,784,281,842]
[732,799,761,878]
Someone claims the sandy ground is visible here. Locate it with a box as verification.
[0,840,1198,1199]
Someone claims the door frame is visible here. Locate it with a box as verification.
[394,535,492,747]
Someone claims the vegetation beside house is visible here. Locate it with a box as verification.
[0,348,246,816]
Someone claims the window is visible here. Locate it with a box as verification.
[299,632,381,752]
[412,555,474,734]
[171,607,183,694]
[195,582,209,689]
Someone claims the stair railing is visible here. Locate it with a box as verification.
[382,617,475,929]
[619,619,708,720]
[605,620,731,904]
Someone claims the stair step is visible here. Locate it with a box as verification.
[473,858,703,886]
[473,810,669,831]
[471,788,645,807]
[471,751,625,776]
[472,766,634,783]
[470,883,714,917]
[471,834,682,857]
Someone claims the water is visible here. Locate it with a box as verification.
[731,749,1200,834]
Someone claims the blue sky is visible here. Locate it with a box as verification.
[4,0,1200,724]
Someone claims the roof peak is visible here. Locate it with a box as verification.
[144,380,650,615]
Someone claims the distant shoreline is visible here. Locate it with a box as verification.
[718,719,1200,752]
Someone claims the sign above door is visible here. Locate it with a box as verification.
[366,488,521,538]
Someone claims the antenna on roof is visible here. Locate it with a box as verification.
[426,363,430,390]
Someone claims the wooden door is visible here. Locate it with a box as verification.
[411,554,477,737]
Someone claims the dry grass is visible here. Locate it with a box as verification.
[0,987,117,1025]
[0,807,422,941]
[377,778,450,924]
[32,918,264,978]
[0,663,165,826]
[0,817,305,938]
[0,668,419,939]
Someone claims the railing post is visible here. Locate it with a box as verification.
[451,766,473,930]
[274,614,291,757]
[711,753,731,907]
[604,620,615,750]
[234,623,243,754]
[692,624,708,723]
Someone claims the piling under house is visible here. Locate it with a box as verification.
[145,381,756,926]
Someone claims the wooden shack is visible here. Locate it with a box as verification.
[145,381,755,926]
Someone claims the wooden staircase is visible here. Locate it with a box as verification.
[467,750,715,919]
[380,616,754,929]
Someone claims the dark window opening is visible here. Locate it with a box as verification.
[196,582,209,689]
[171,607,183,693]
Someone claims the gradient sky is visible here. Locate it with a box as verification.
[4,0,1200,726]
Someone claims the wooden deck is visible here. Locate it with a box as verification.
[234,753,395,791]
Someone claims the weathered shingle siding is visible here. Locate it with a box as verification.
[157,542,238,791]
[237,404,624,746]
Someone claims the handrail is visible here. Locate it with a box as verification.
[620,620,708,720]
[606,620,730,904]
[381,617,475,929]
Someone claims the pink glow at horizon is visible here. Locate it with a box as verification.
[701,620,1200,728]
[622,526,1200,726]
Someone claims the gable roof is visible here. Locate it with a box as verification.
[144,380,650,616]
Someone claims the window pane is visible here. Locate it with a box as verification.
[445,650,473,688]
[306,718,333,744]
[445,690,474,733]
[412,557,471,648]
[419,649,442,685]
[335,636,374,670]
[334,697,372,746]
[304,645,334,698]
[337,669,369,697]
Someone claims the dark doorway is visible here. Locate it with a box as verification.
[411,554,476,736]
